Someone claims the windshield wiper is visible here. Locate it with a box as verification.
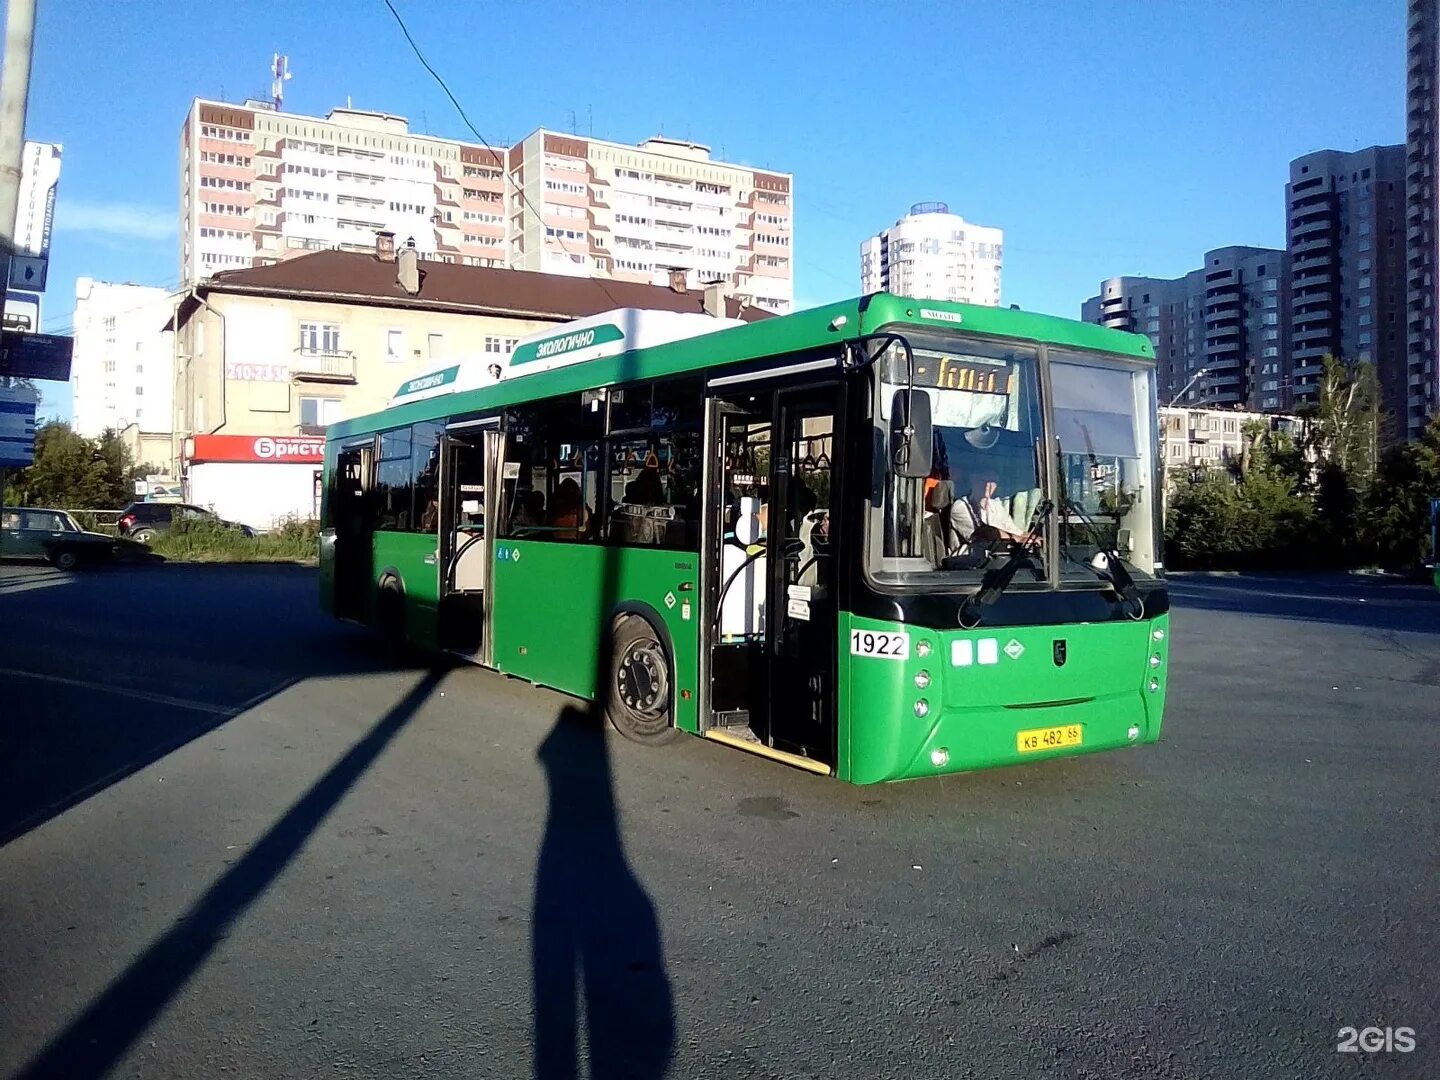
[1053,436,1144,616]
[957,499,1052,628]
[1060,497,1144,613]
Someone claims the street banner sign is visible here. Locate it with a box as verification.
[9,141,62,293]
[0,330,73,381]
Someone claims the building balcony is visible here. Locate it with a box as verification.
[1207,322,1242,340]
[292,349,357,383]
[1292,219,1333,241]
[1204,342,1242,359]
[1289,190,1334,212]
[1291,236,1335,257]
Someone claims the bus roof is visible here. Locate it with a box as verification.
[328,292,1153,441]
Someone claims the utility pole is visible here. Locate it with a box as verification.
[0,0,37,560]
[0,0,37,331]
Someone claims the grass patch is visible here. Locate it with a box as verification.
[146,516,320,564]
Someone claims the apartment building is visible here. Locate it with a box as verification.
[179,102,794,313]
[69,279,177,449]
[165,241,769,527]
[179,99,508,283]
[1406,0,1440,438]
[1082,247,1287,411]
[1286,146,1406,418]
[860,203,1003,306]
[504,130,793,312]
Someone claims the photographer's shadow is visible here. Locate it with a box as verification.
[532,705,675,1080]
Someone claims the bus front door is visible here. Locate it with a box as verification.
[706,385,837,769]
[765,390,837,763]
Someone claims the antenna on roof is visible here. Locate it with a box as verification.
[271,53,291,111]
[568,109,577,135]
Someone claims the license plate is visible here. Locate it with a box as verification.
[1016,724,1083,753]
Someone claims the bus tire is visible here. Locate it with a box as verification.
[376,575,407,650]
[606,613,680,746]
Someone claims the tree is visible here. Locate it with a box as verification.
[1360,415,1440,568]
[1303,355,1381,488]
[4,421,140,508]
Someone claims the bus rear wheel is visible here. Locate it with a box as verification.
[376,576,407,651]
[606,614,680,746]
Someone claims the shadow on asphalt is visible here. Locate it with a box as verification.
[532,707,676,1080]
[0,564,421,847]
[9,668,445,1080]
[1167,574,1440,636]
[530,341,675,1080]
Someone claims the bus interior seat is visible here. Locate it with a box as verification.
[452,528,486,592]
[795,510,829,587]
[719,498,766,640]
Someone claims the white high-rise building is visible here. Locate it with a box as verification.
[70,280,177,451]
[860,202,1003,306]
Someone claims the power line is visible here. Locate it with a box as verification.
[380,0,632,311]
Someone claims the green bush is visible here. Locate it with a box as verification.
[146,515,320,563]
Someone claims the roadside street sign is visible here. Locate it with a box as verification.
[3,290,41,332]
[0,384,38,468]
[0,330,73,381]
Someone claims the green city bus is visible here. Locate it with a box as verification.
[320,293,1170,783]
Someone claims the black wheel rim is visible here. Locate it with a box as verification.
[616,638,668,721]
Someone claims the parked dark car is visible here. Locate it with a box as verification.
[0,508,117,569]
[116,502,256,543]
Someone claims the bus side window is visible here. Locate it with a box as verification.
[375,427,412,531]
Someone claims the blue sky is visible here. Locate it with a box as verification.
[24,0,1404,420]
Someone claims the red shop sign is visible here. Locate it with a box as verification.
[187,434,326,464]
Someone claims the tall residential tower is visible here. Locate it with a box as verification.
[860,203,1003,306]
[1405,0,1440,436]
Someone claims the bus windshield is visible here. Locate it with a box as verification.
[871,333,1047,584]
[1050,351,1161,580]
[869,333,1160,588]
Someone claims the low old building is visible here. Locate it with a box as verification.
[167,235,765,527]
[1159,405,1306,474]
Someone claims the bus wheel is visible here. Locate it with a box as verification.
[606,614,680,746]
[377,576,407,650]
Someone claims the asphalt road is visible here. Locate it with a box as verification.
[0,562,1436,1079]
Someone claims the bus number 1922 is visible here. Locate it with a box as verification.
[850,629,909,660]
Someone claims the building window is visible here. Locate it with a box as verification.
[386,329,403,362]
[299,322,341,355]
[428,333,443,360]
[485,336,503,353]
[299,395,343,433]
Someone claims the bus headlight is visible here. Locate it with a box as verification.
[1148,678,1160,692]
[914,699,929,718]
[1152,628,1165,642]
[916,640,933,658]
[1149,653,1162,668]
[930,747,949,767]
[914,670,931,690]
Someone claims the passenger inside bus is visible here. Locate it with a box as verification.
[550,477,589,540]
[512,490,546,530]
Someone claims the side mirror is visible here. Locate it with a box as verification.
[890,389,933,478]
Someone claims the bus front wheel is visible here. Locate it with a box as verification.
[606,614,680,746]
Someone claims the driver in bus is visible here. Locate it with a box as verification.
[946,467,1040,553]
